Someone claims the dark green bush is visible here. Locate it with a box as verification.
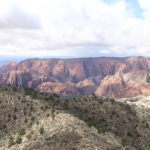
[16,135,22,144]
[121,138,128,146]
[18,128,26,136]
[39,127,44,135]
[8,136,15,148]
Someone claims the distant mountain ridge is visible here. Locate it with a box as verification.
[0,56,150,98]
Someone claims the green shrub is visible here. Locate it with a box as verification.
[39,127,44,135]
[51,113,55,120]
[8,114,11,118]
[30,105,34,112]
[62,101,69,109]
[13,114,17,120]
[27,122,33,128]
[121,138,128,146]
[46,113,50,117]
[18,128,26,136]
[8,136,15,148]
[14,107,18,112]
[16,135,22,144]
[12,86,17,91]
[31,116,35,122]
[24,118,28,123]
[50,93,59,99]
[40,106,44,111]
[26,131,34,140]
[110,98,115,104]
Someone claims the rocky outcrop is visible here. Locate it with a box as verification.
[0,56,150,98]
[0,62,17,73]
[96,70,150,98]
[0,71,32,87]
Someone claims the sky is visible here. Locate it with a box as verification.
[0,0,150,60]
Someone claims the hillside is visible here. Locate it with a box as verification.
[0,85,150,150]
[0,57,150,98]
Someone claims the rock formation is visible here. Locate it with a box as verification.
[0,56,150,98]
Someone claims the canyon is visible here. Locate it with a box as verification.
[0,56,150,98]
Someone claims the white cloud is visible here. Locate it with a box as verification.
[0,0,150,57]
[0,6,40,29]
[99,49,110,54]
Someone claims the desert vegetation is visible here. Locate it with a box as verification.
[0,85,150,150]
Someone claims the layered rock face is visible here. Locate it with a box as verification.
[0,56,150,98]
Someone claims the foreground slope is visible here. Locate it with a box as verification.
[0,56,150,98]
[0,85,150,150]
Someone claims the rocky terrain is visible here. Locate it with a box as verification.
[0,85,150,150]
[120,95,150,109]
[0,56,150,98]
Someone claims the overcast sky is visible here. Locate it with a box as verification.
[0,0,150,59]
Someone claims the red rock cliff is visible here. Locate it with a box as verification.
[0,57,150,98]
